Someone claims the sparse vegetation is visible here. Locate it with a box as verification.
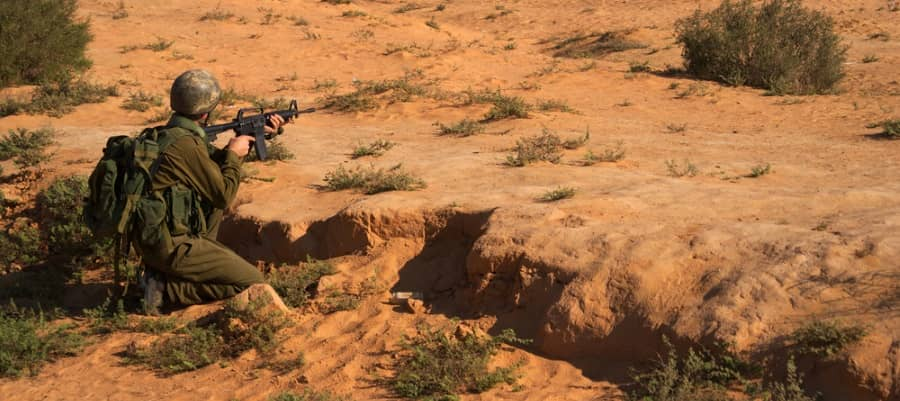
[270,389,347,401]
[434,119,485,136]
[121,91,162,112]
[675,82,709,99]
[862,54,880,63]
[258,7,281,25]
[790,320,867,357]
[36,176,111,269]
[323,74,432,112]
[0,127,55,163]
[583,142,626,164]
[536,99,576,113]
[312,78,339,92]
[289,15,310,26]
[124,296,290,374]
[351,139,395,159]
[143,37,174,52]
[666,159,699,177]
[539,187,576,202]
[505,130,563,167]
[0,0,93,88]
[199,4,234,21]
[146,108,171,124]
[877,119,899,138]
[425,18,441,30]
[629,61,652,73]
[390,323,530,401]
[0,308,84,378]
[482,93,530,121]
[342,10,367,18]
[767,357,815,401]
[676,0,846,94]
[267,258,337,309]
[1,80,118,117]
[395,3,425,13]
[552,30,647,58]
[748,163,772,178]
[323,164,426,194]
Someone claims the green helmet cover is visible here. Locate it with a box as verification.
[170,69,221,115]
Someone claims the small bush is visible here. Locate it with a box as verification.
[584,142,626,165]
[482,93,530,121]
[766,357,814,401]
[390,324,530,400]
[83,297,129,334]
[748,163,772,178]
[666,159,699,177]
[629,61,652,73]
[342,10,367,17]
[121,91,162,112]
[434,119,485,136]
[536,99,576,113]
[395,3,425,13]
[0,308,84,378]
[676,0,846,94]
[0,0,92,87]
[0,222,42,273]
[324,75,431,112]
[538,187,576,202]
[125,295,290,374]
[628,338,758,401]
[270,389,347,401]
[323,164,426,194]
[320,291,362,314]
[37,176,110,268]
[552,30,647,58]
[352,139,395,159]
[505,130,563,167]
[267,258,337,309]
[425,18,440,30]
[0,127,54,162]
[143,37,174,52]
[790,320,866,357]
[199,6,234,21]
[4,80,119,117]
[879,119,899,138]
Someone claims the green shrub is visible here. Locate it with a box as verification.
[270,389,347,401]
[82,297,129,334]
[4,80,119,117]
[536,99,576,113]
[482,93,530,121]
[390,324,530,400]
[879,119,899,138]
[125,295,290,374]
[0,222,41,273]
[628,340,755,401]
[766,357,814,401]
[0,0,92,88]
[583,142,626,165]
[323,164,426,194]
[676,0,846,94]
[552,30,647,58]
[267,257,337,309]
[790,320,866,357]
[505,130,563,167]
[0,308,84,378]
[435,119,485,136]
[36,176,110,268]
[665,159,699,177]
[121,91,162,112]
[538,187,576,202]
[0,127,54,162]
[323,75,431,112]
[351,139,395,159]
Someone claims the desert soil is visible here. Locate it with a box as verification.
[1,0,899,400]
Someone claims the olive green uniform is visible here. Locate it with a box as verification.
[141,115,263,305]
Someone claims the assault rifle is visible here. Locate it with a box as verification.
[204,99,315,160]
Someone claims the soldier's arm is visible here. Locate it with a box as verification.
[156,135,242,208]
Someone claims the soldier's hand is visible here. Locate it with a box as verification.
[265,114,291,136]
[227,135,255,158]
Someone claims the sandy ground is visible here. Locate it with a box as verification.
[1,0,899,400]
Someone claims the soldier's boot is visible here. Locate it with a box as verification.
[142,269,165,316]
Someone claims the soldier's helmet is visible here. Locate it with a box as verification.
[170,69,221,116]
